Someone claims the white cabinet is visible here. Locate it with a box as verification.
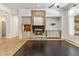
[22,32,31,39]
[47,30,61,38]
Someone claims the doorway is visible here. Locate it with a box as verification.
[2,21,6,37]
[0,16,6,38]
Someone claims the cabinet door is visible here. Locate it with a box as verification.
[47,30,61,39]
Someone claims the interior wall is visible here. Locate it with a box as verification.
[61,10,69,39]
[0,16,6,38]
[12,15,19,37]
[68,8,75,36]
[6,14,19,38]
[67,6,79,44]
[46,17,61,30]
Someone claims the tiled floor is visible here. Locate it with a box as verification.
[26,40,79,56]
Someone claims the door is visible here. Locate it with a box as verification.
[2,21,6,37]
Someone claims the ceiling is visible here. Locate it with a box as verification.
[3,3,73,9]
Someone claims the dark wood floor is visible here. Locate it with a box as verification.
[25,40,79,56]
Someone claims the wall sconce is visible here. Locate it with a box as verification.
[51,23,56,26]
[57,5,59,8]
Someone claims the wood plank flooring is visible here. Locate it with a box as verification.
[25,40,79,56]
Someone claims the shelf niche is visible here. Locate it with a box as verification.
[23,24,31,31]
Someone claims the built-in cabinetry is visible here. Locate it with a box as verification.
[22,10,61,39]
[22,16,31,39]
[46,30,61,39]
[46,17,61,39]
